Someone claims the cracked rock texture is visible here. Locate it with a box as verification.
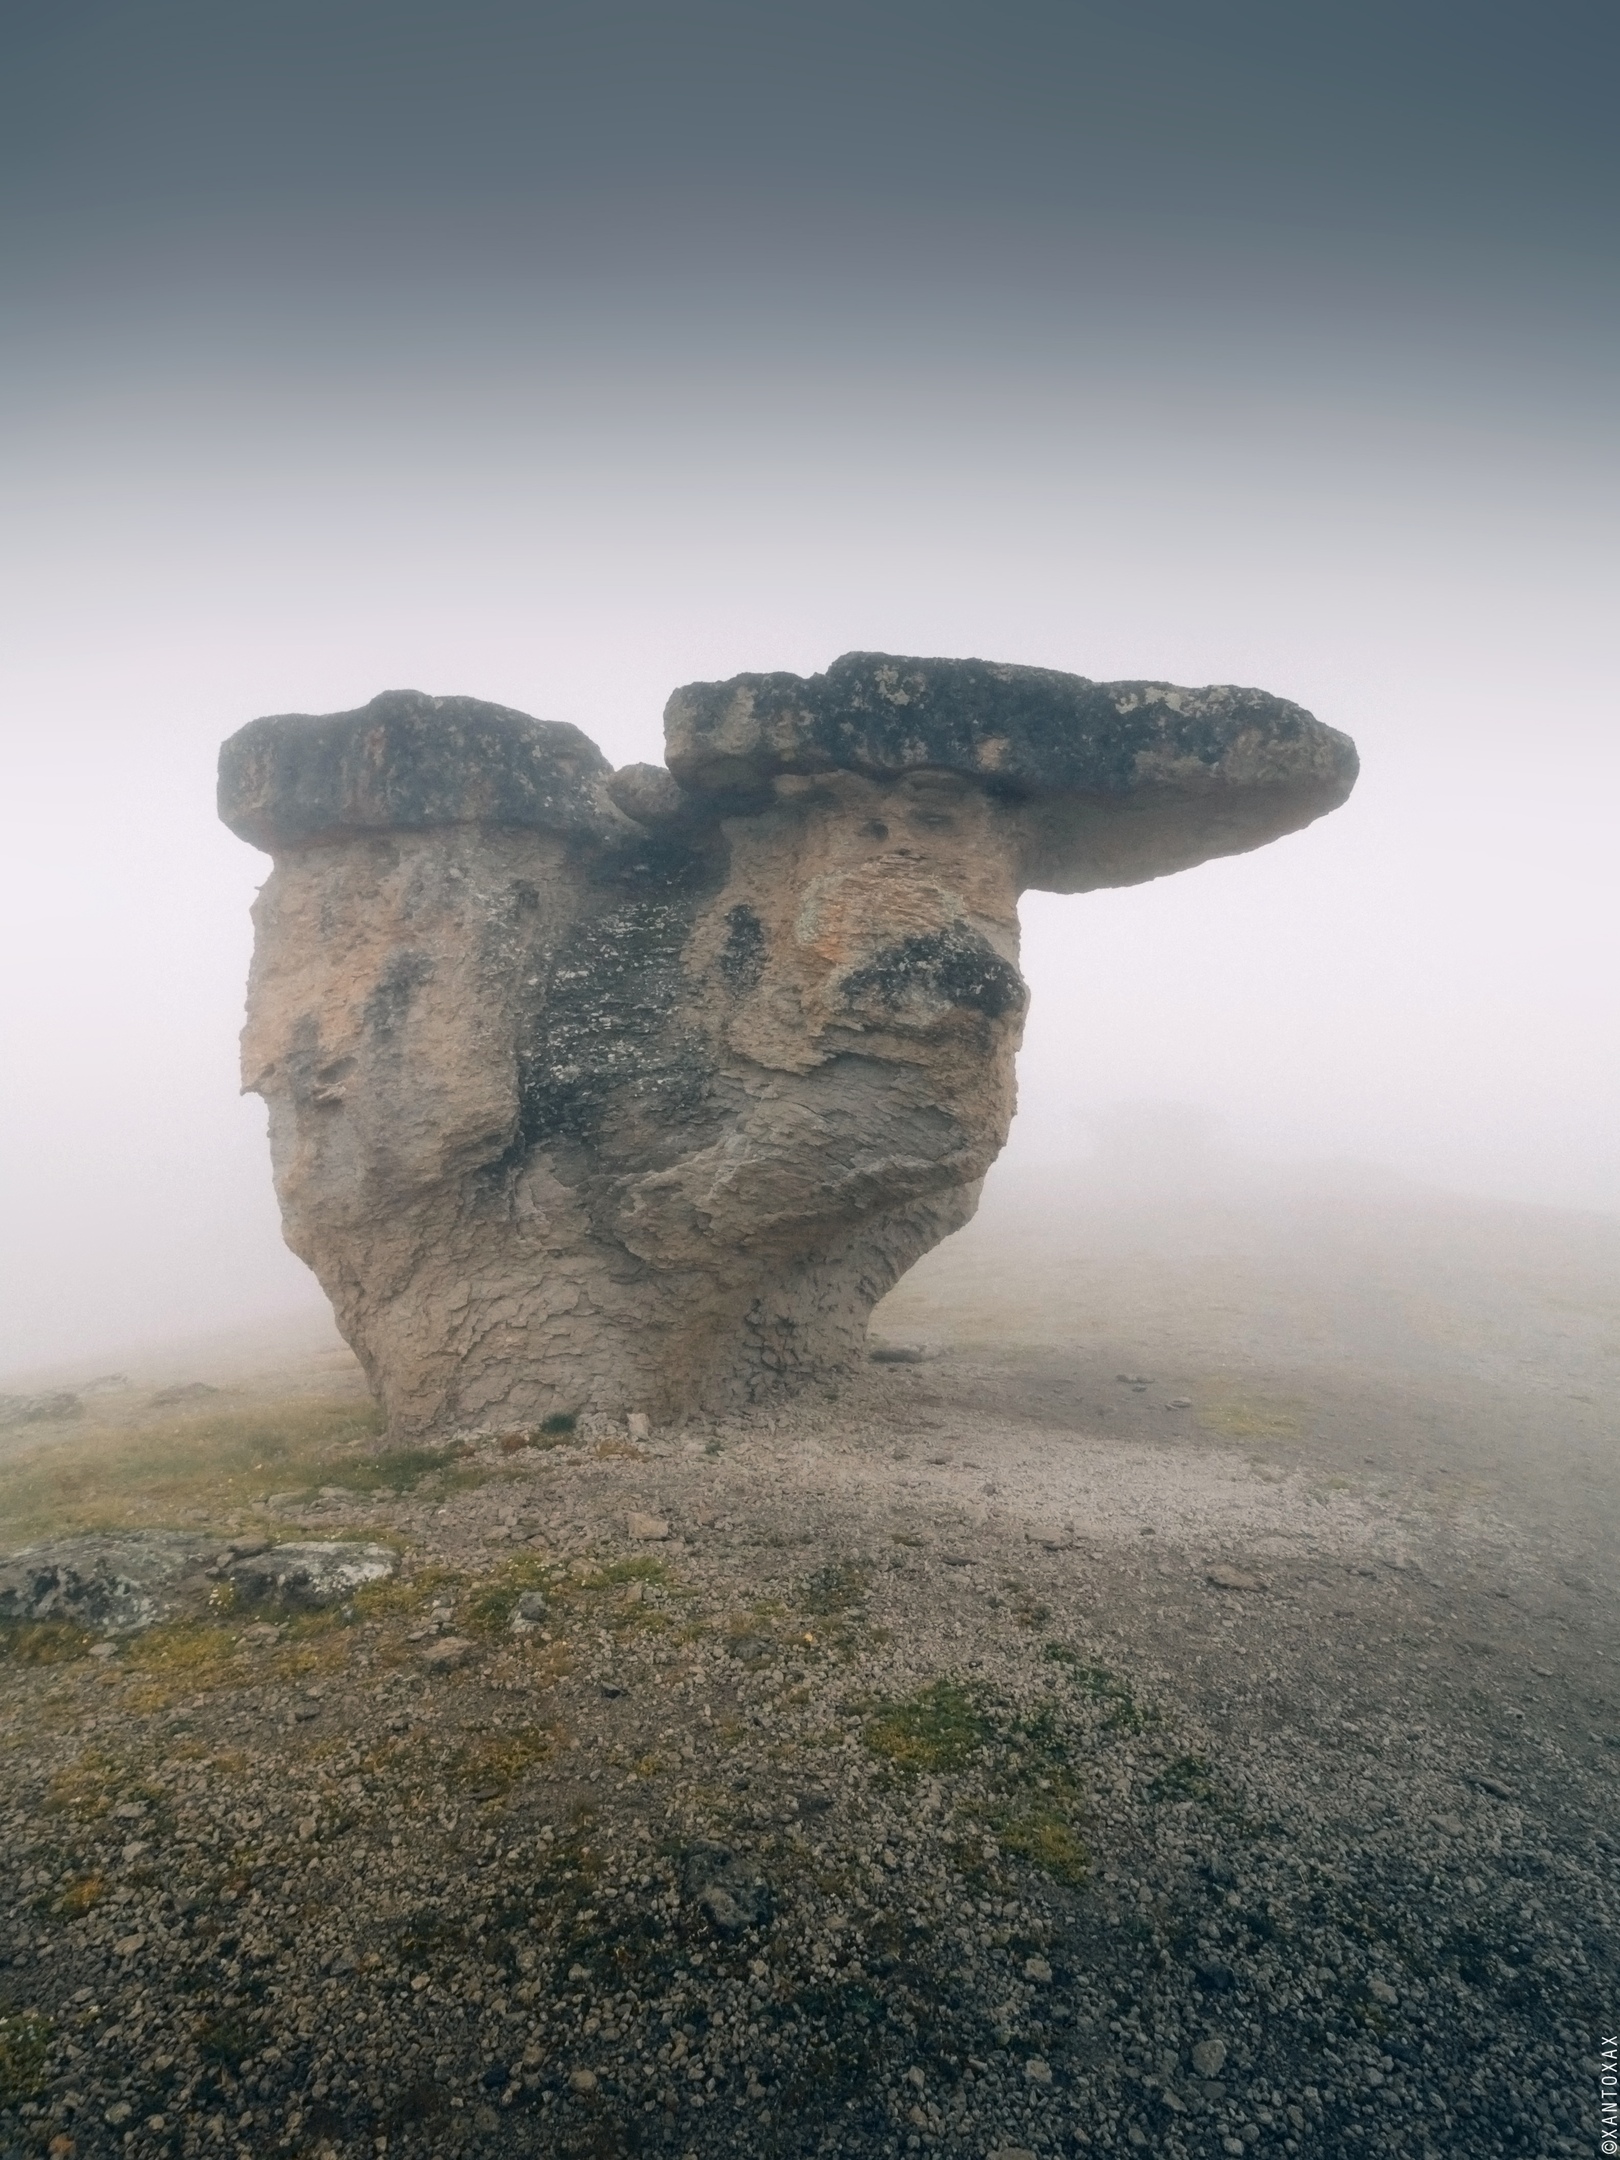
[219,653,1356,1434]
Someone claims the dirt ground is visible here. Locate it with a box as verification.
[1,1163,1615,2160]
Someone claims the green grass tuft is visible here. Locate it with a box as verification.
[803,1560,870,1615]
[1043,1646,1158,1731]
[0,2013,51,2103]
[992,1805,1090,1884]
[864,1679,994,1775]
[0,1619,96,1665]
[1150,1752,1221,1805]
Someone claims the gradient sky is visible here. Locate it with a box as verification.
[2,0,1615,1371]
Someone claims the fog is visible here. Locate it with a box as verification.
[2,0,1616,1376]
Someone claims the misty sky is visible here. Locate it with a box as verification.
[2,0,1616,1373]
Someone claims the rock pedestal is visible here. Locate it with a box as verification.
[220,653,1356,1433]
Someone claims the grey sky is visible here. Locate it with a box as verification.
[1,0,1615,1371]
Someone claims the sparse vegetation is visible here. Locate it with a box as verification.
[0,1397,395,1542]
[58,1872,106,1916]
[1043,1644,1158,1731]
[444,1725,551,1799]
[1196,1392,1304,1442]
[988,1802,1089,1883]
[0,2012,51,2104]
[1150,1751,1221,1805]
[460,1556,554,1638]
[802,1558,869,1615]
[863,1678,994,1775]
[0,1618,95,1665]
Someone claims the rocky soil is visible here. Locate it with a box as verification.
[1,1330,1615,2160]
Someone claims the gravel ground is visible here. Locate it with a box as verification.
[1,1342,1615,2160]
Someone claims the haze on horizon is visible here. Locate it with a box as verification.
[1,0,1616,1376]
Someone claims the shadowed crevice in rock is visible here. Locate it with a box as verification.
[219,658,1356,1434]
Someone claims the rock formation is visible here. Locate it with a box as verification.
[220,652,1356,1433]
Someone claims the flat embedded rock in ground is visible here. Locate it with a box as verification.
[0,1532,395,1634]
[0,1533,222,1635]
[223,1540,396,1609]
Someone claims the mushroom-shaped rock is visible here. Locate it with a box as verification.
[221,653,1355,1434]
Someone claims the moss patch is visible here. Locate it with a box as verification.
[1150,1752,1221,1806]
[990,1805,1090,1884]
[0,2012,50,2104]
[864,1679,994,1776]
[0,1619,95,1666]
[1044,1646,1158,1732]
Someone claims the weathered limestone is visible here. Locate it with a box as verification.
[220,653,1356,1433]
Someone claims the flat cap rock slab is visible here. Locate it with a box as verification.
[220,653,1355,1435]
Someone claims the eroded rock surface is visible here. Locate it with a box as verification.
[0,1534,396,1635]
[220,652,1356,1432]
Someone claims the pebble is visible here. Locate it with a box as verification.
[419,1635,475,1671]
[627,1512,670,1540]
[1191,2037,1228,2077]
[1206,1565,1265,1592]
[568,2068,598,2093]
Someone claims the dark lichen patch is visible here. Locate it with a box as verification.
[498,1416,578,1453]
[511,827,725,1161]
[362,947,434,1039]
[717,903,767,993]
[382,2075,453,2132]
[839,926,1025,1025]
